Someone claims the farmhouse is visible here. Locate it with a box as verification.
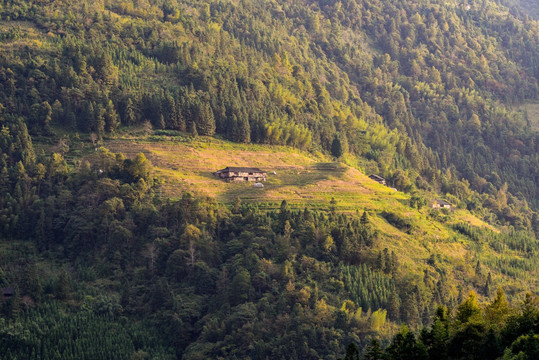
[214,167,267,182]
[432,199,452,210]
[369,174,386,186]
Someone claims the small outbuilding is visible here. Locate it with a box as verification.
[432,199,452,210]
[369,174,386,186]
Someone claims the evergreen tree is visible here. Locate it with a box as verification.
[422,306,449,360]
[163,94,178,129]
[195,101,215,136]
[364,339,383,360]
[230,267,253,305]
[80,101,95,133]
[485,287,510,327]
[456,291,482,324]
[238,114,251,143]
[342,342,360,360]
[124,98,136,126]
[95,104,105,139]
[188,119,198,137]
[3,288,21,318]
[51,99,63,124]
[40,101,53,134]
[104,100,120,133]
[159,114,166,130]
[360,211,369,226]
[331,136,343,158]
[386,326,428,360]
[56,268,70,300]
[484,272,492,296]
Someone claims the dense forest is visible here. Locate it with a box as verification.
[0,118,537,358]
[0,0,538,358]
[342,290,539,360]
[0,0,538,218]
[504,0,539,19]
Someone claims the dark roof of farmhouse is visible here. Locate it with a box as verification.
[435,199,452,205]
[217,167,266,173]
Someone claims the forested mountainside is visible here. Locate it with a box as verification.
[504,0,539,19]
[0,0,538,219]
[1,121,538,359]
[0,0,538,359]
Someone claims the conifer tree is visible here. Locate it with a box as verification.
[95,104,105,139]
[80,101,95,133]
[386,326,428,360]
[104,100,120,133]
[56,268,70,300]
[484,272,492,296]
[342,343,360,360]
[485,287,509,327]
[196,101,216,136]
[364,339,383,360]
[51,99,63,124]
[331,136,343,158]
[163,94,177,129]
[124,98,136,126]
[238,114,250,143]
[40,101,53,133]
[188,119,198,137]
[6,288,21,318]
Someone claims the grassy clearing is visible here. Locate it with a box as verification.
[32,131,533,296]
[0,20,49,50]
[103,135,502,275]
[519,101,539,131]
[104,135,497,235]
[105,136,407,211]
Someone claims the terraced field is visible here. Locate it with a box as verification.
[521,101,539,132]
[102,135,516,282]
[106,136,406,210]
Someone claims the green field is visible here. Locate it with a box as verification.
[106,136,405,210]
[103,134,496,228]
[101,134,528,285]
[520,101,539,131]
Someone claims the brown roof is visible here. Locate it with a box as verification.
[434,199,452,206]
[216,167,266,173]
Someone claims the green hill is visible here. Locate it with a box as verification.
[1,0,539,359]
[1,125,537,358]
[105,132,537,283]
[106,135,405,206]
[503,0,539,19]
[0,0,538,216]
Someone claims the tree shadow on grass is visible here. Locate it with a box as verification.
[218,162,348,203]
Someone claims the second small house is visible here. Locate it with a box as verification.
[214,167,267,182]
[369,174,386,186]
[432,199,452,210]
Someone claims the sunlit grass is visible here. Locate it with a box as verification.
[520,101,539,132]
[104,134,496,260]
[105,136,409,211]
[30,131,531,297]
